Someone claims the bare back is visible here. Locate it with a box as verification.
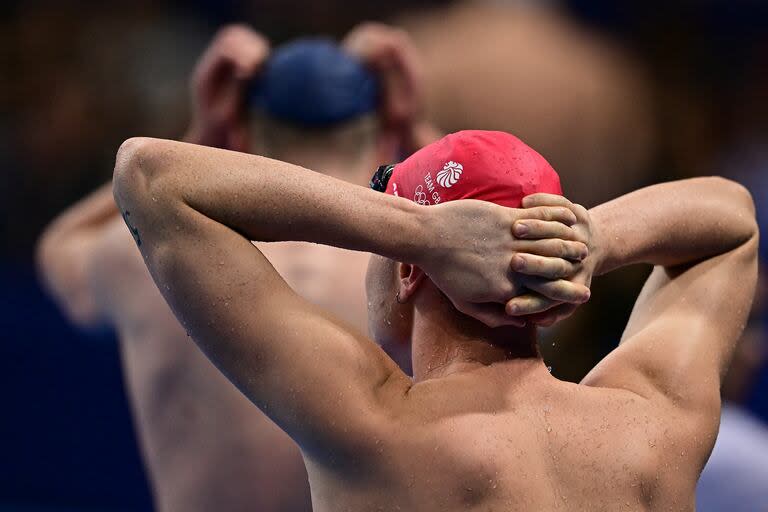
[259,242,370,331]
[304,363,709,512]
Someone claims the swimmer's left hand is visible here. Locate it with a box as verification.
[418,199,587,328]
[505,194,598,326]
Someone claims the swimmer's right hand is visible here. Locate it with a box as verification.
[416,199,590,328]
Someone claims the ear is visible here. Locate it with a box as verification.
[397,263,427,303]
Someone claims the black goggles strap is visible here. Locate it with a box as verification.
[369,164,395,192]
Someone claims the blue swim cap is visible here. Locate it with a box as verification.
[250,38,380,126]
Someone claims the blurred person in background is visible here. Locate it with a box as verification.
[36,22,433,512]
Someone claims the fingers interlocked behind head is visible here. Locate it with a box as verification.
[500,194,592,323]
[522,193,589,224]
[514,205,577,226]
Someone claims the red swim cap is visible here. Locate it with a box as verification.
[370,130,562,207]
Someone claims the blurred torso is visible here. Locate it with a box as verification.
[94,219,369,512]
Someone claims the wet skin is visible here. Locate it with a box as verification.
[113,138,758,511]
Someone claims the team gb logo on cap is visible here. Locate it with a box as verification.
[437,161,463,188]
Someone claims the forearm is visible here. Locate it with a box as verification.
[40,182,118,243]
[113,137,430,263]
[591,177,758,275]
[37,181,119,282]
[36,182,120,324]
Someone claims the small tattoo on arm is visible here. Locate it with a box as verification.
[121,210,142,247]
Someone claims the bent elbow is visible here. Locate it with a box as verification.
[726,178,759,243]
[700,176,755,218]
[113,137,183,251]
[113,137,176,209]
[114,137,156,177]
[114,137,154,203]
[720,177,756,218]
[704,176,758,242]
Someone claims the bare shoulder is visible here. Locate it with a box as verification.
[578,369,720,483]
[582,316,725,438]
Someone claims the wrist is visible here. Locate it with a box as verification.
[386,198,434,266]
[588,209,613,276]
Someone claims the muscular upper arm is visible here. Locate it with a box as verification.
[113,141,409,461]
[583,235,759,418]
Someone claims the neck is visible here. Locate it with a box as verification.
[251,114,386,186]
[410,288,543,382]
[286,151,377,186]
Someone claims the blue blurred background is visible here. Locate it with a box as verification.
[1,1,767,510]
